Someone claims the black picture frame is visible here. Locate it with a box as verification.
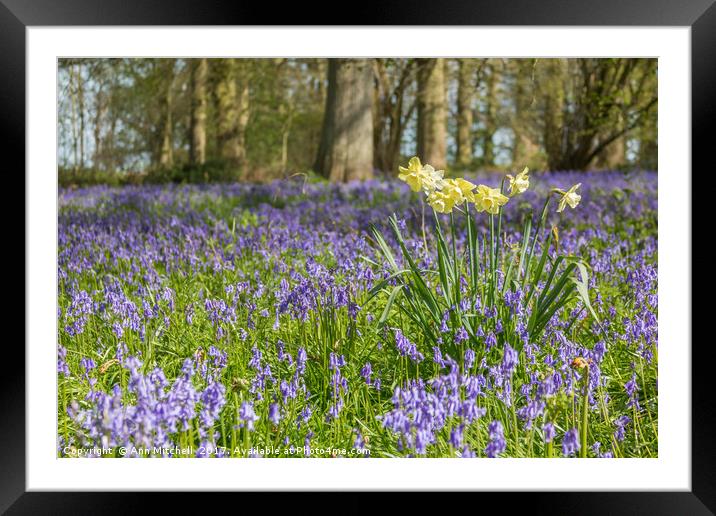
[5,0,712,513]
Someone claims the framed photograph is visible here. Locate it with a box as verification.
[7,0,711,512]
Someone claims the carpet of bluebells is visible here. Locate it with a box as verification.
[57,170,657,458]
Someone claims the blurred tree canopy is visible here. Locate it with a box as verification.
[58,57,657,185]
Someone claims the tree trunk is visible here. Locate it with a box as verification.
[456,59,475,169]
[93,81,106,171]
[482,64,498,168]
[159,60,175,169]
[314,59,374,182]
[510,59,545,170]
[638,138,657,171]
[69,65,79,172]
[417,59,447,170]
[542,60,567,170]
[216,59,250,177]
[189,58,208,166]
[595,136,626,170]
[77,66,85,170]
[372,59,416,175]
[280,107,293,173]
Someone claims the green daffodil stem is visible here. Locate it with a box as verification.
[496,178,506,281]
[580,364,590,458]
[523,194,553,290]
[489,213,495,306]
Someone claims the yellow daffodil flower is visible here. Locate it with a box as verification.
[426,178,478,213]
[473,184,509,214]
[398,157,444,193]
[556,183,582,212]
[427,190,457,213]
[441,178,477,204]
[506,167,529,196]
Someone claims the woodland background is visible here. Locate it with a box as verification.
[57,58,657,186]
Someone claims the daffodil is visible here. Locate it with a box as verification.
[556,183,582,212]
[450,178,478,203]
[506,167,529,196]
[473,184,509,214]
[398,157,444,193]
[427,190,457,213]
[426,178,477,213]
[442,178,477,203]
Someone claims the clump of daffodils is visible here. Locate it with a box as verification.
[398,157,518,214]
[399,157,583,216]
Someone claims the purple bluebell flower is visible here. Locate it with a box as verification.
[57,345,70,377]
[455,327,469,344]
[613,415,631,442]
[80,357,96,376]
[353,429,366,452]
[485,332,497,351]
[562,428,580,456]
[268,403,281,425]
[433,346,446,367]
[543,421,555,443]
[485,420,506,458]
[394,329,424,363]
[450,424,465,449]
[361,362,372,385]
[199,381,226,427]
[501,344,519,376]
[464,348,476,370]
[238,401,258,431]
[625,373,641,410]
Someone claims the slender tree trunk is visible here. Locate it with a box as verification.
[69,65,79,172]
[510,59,543,169]
[159,60,175,169]
[417,58,447,170]
[314,58,374,182]
[77,65,85,170]
[456,59,475,169]
[482,65,497,168]
[93,82,106,171]
[542,60,567,170]
[216,59,250,177]
[280,102,294,173]
[237,77,250,168]
[373,59,416,175]
[189,58,208,166]
[108,115,117,173]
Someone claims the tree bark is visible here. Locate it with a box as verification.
[215,59,250,176]
[638,137,657,171]
[510,59,544,169]
[77,66,85,170]
[69,65,80,172]
[481,63,499,168]
[373,59,417,175]
[159,60,175,169]
[93,80,106,171]
[456,59,475,169]
[189,58,208,166]
[417,58,447,171]
[314,59,374,182]
[595,136,626,170]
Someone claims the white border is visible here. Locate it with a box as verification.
[27,27,690,490]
